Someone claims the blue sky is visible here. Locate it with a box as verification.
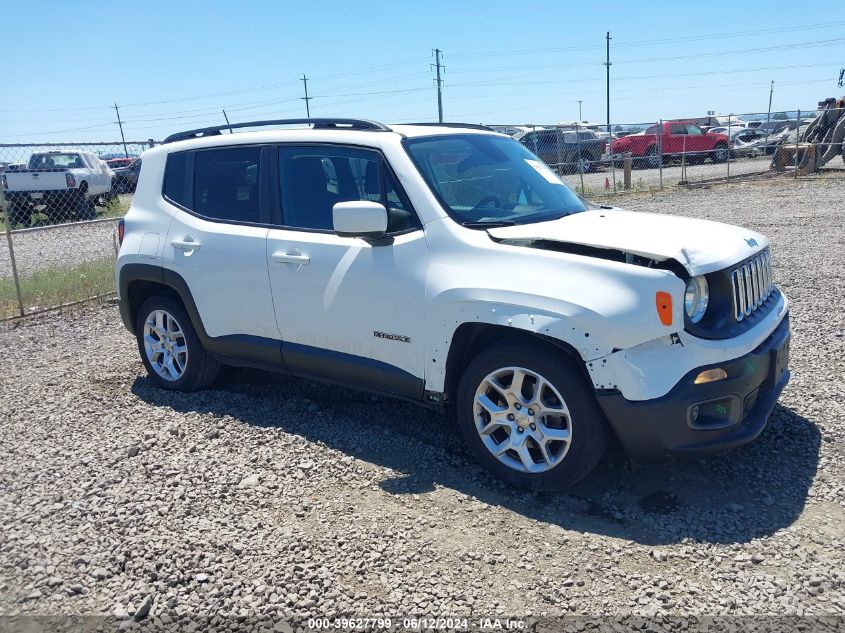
[1,0,844,142]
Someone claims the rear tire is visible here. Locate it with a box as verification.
[74,189,96,221]
[643,146,661,169]
[135,295,220,391]
[7,201,30,227]
[455,340,610,491]
[711,142,729,163]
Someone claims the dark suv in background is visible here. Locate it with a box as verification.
[110,158,142,193]
[515,128,606,174]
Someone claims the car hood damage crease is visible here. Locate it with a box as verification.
[487,208,769,276]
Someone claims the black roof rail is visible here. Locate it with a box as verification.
[162,118,392,144]
[400,122,497,132]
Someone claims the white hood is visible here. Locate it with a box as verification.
[488,208,768,276]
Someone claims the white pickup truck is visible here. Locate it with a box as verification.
[1,150,114,226]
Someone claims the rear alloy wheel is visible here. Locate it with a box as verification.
[574,155,592,174]
[456,341,610,490]
[143,309,189,382]
[634,146,661,170]
[712,142,729,163]
[135,295,220,391]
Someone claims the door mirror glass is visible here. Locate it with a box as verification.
[333,201,388,239]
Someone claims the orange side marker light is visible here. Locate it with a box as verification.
[656,292,673,326]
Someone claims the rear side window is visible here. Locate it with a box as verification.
[193,147,261,223]
[163,152,188,207]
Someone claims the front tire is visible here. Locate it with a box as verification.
[456,341,610,491]
[135,295,220,391]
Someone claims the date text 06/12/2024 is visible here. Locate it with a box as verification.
[306,617,527,630]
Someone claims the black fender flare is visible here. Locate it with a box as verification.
[118,262,282,367]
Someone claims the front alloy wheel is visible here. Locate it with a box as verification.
[456,341,610,490]
[474,366,572,473]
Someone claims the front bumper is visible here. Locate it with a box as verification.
[596,314,790,463]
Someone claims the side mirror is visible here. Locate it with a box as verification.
[333,201,387,239]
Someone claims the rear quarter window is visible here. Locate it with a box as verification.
[163,152,188,207]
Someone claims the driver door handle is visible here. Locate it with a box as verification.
[272,251,310,265]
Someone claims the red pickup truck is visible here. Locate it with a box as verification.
[610,122,730,169]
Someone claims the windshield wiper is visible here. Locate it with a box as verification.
[460,220,516,228]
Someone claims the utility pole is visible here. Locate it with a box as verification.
[766,81,774,124]
[433,49,444,123]
[113,103,129,158]
[764,81,775,155]
[222,109,232,132]
[578,100,583,121]
[604,32,612,135]
[300,75,312,118]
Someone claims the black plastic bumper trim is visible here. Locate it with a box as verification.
[596,314,790,463]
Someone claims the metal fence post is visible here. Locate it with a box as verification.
[658,118,664,191]
[795,108,801,178]
[0,188,25,317]
[726,114,732,181]
[609,128,618,193]
[575,122,585,195]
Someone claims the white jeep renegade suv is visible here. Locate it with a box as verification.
[116,118,790,490]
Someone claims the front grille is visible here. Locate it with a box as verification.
[731,249,774,321]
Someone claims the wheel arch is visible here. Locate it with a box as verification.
[118,263,207,342]
[441,322,592,411]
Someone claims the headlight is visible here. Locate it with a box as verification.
[684,276,709,323]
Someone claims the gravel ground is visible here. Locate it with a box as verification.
[0,177,843,628]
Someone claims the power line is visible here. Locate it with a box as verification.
[308,56,430,82]
[448,19,845,60]
[0,63,428,115]
[446,36,845,76]
[619,37,845,64]
[446,61,836,91]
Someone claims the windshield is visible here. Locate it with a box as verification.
[403,134,587,226]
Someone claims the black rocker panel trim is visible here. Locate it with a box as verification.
[283,342,424,401]
[119,264,424,401]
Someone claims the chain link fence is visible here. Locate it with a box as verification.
[490,106,845,196]
[1,105,843,321]
[1,142,152,319]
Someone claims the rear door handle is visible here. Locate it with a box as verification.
[171,238,201,251]
[272,251,310,265]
